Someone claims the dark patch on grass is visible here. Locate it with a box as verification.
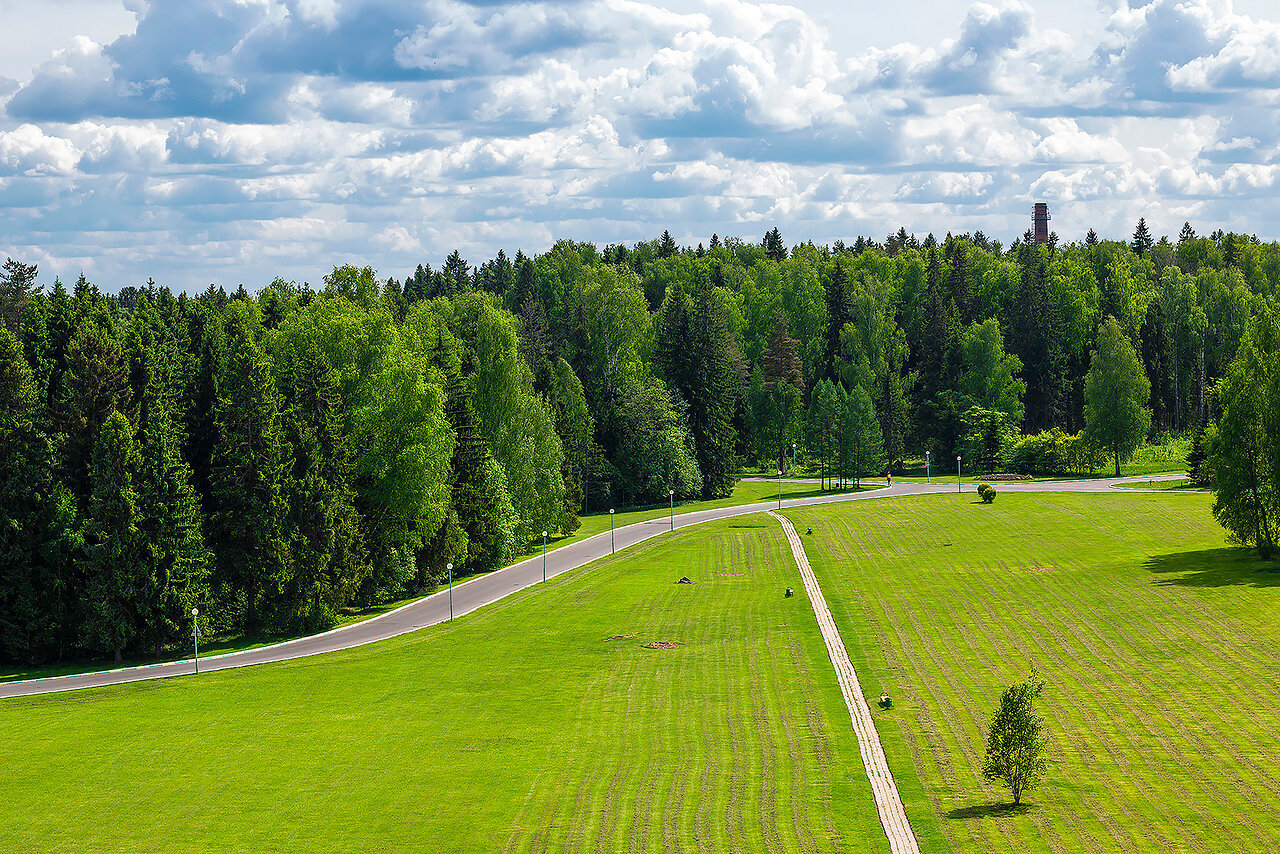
[643,641,681,649]
[945,802,1035,820]
[1147,548,1280,589]
[729,524,766,529]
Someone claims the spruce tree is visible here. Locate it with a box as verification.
[1131,217,1153,258]
[0,327,80,663]
[824,262,850,382]
[0,257,39,334]
[131,327,211,657]
[763,227,786,262]
[208,315,289,632]
[279,344,366,630]
[659,230,677,258]
[840,384,885,487]
[82,409,146,662]
[56,318,129,503]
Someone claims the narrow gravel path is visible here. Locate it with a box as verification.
[769,510,921,854]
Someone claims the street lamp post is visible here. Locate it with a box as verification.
[668,489,675,531]
[926,450,931,483]
[447,562,454,621]
[777,469,783,509]
[541,531,548,582]
[956,455,962,493]
[792,442,797,475]
[191,608,200,674]
[609,509,615,554]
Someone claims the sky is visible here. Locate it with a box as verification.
[3,0,1280,292]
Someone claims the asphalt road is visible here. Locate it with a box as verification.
[0,474,1187,699]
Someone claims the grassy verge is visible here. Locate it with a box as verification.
[785,492,1279,853]
[0,517,885,853]
[1,479,871,682]
[1111,478,1202,490]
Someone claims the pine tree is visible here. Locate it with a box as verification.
[1178,222,1196,244]
[81,409,146,662]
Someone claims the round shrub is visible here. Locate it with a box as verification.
[981,485,997,503]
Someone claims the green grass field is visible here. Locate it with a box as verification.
[5,491,1275,853]
[785,492,1280,853]
[0,517,884,853]
[1,479,867,682]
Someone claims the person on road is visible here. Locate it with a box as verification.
[886,467,892,487]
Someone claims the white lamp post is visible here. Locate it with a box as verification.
[191,608,200,674]
[609,509,615,554]
[956,455,962,493]
[541,531,548,582]
[925,450,931,483]
[447,562,454,621]
[777,469,783,509]
[668,489,675,531]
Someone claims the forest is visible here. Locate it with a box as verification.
[1,218,1277,664]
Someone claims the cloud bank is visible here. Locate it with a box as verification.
[3,0,1280,290]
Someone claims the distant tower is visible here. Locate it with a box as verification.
[1033,202,1051,245]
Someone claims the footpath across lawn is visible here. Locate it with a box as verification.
[786,492,1280,854]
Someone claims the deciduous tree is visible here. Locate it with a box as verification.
[1083,317,1152,477]
[982,671,1048,806]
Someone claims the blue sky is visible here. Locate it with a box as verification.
[3,0,1280,292]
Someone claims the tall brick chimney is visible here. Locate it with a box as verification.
[1033,202,1051,245]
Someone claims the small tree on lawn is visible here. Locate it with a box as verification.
[982,671,1048,806]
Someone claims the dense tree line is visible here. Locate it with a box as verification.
[2,219,1278,661]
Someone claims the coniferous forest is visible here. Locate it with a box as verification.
[1,220,1278,664]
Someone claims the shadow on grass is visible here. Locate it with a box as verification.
[1146,547,1280,589]
[945,802,1034,820]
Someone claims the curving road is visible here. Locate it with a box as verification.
[0,474,1188,699]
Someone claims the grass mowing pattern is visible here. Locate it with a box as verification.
[785,492,1280,854]
[1,480,870,683]
[0,517,886,853]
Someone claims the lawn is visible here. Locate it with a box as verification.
[2,479,867,683]
[0,517,886,853]
[784,492,1280,853]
